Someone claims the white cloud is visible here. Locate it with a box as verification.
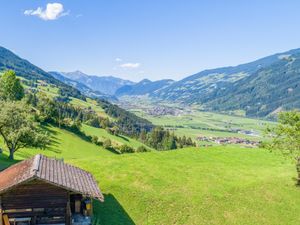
[120,63,140,69]
[115,58,122,62]
[24,3,68,21]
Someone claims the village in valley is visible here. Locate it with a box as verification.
[196,135,261,147]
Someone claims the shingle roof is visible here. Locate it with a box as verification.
[0,154,104,201]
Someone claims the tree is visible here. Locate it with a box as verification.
[136,145,149,153]
[118,144,135,154]
[0,70,24,101]
[91,135,99,145]
[0,101,49,160]
[163,134,177,150]
[103,138,112,149]
[139,129,147,142]
[266,111,300,185]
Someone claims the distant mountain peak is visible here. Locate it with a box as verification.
[115,78,175,97]
[59,71,134,95]
[139,79,152,84]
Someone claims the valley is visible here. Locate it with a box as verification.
[0,45,298,225]
[45,47,300,120]
[1,2,300,225]
[118,96,275,143]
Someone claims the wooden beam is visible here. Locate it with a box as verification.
[90,199,93,217]
[0,196,3,225]
[66,193,71,225]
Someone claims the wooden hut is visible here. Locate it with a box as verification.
[0,154,104,225]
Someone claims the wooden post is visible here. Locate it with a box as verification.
[0,196,3,225]
[66,193,71,225]
[90,199,93,217]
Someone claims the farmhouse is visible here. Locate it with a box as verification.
[0,154,104,225]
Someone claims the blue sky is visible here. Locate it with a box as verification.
[1,1,300,81]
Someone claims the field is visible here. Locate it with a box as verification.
[0,125,299,225]
[118,96,277,143]
[133,109,276,142]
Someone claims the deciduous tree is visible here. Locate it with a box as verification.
[0,101,49,160]
[0,70,24,101]
[266,111,300,185]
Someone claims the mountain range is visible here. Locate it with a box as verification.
[48,71,116,101]
[1,45,300,118]
[151,48,300,116]
[112,48,300,117]
[59,71,133,96]
[115,79,174,97]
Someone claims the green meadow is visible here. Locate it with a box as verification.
[0,125,299,225]
[82,124,153,150]
[134,109,276,141]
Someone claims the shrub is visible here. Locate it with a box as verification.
[103,138,112,149]
[136,146,149,153]
[118,144,135,154]
[86,117,100,128]
[91,135,99,144]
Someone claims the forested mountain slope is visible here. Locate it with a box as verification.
[204,53,300,116]
[152,48,300,116]
[152,49,294,102]
[0,47,84,99]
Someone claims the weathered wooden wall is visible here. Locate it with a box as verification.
[2,180,68,209]
[0,179,69,223]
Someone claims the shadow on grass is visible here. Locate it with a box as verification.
[104,147,121,155]
[43,124,125,155]
[117,135,129,142]
[0,153,20,171]
[41,124,63,154]
[41,123,59,136]
[93,194,135,225]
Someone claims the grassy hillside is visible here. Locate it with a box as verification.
[0,125,299,225]
[82,124,153,150]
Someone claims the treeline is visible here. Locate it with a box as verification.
[139,127,196,150]
[98,100,196,150]
[26,92,109,133]
[99,99,154,136]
